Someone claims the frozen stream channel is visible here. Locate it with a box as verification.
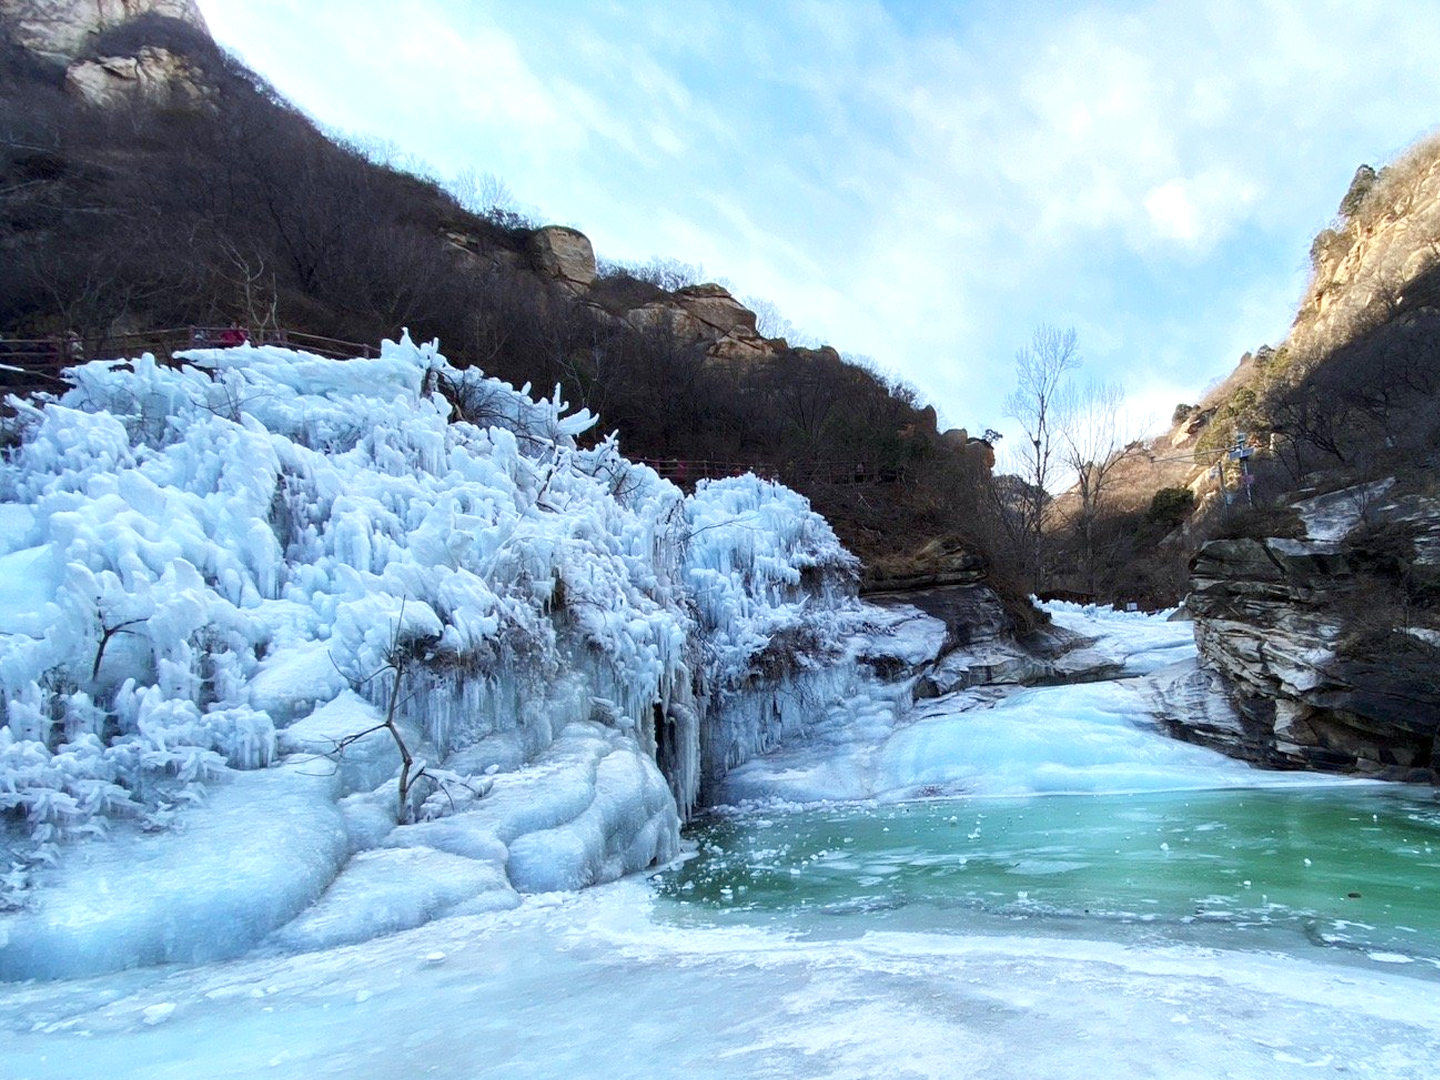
[4,606,1440,1078]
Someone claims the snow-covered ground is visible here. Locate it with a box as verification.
[1043,600,1198,675]
[3,879,1438,1080]
[720,602,1338,805]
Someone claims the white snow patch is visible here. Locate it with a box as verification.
[1293,478,1396,542]
[722,604,1349,806]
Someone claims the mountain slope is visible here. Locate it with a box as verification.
[0,8,1021,601]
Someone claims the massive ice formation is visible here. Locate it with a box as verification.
[0,337,861,977]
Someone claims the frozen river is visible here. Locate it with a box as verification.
[4,606,1440,1078]
[4,836,1439,1080]
[661,786,1440,967]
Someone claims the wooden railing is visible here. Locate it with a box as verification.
[0,326,380,393]
[635,458,778,484]
[634,457,909,488]
[0,338,78,388]
[782,460,910,486]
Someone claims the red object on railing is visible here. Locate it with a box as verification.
[185,327,378,359]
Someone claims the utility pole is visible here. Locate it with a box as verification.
[1209,456,1229,509]
[1228,432,1254,507]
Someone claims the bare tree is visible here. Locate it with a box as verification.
[328,605,484,823]
[448,167,529,226]
[743,294,819,346]
[215,237,281,333]
[1003,324,1080,591]
[1059,379,1141,595]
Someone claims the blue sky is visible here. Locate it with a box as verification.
[195,1,1440,450]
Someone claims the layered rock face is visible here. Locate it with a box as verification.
[0,0,207,61]
[862,535,988,593]
[882,585,1119,697]
[527,226,597,290]
[64,42,201,105]
[623,283,774,362]
[1180,489,1440,781]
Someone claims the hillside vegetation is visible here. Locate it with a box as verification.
[0,14,1018,599]
[1043,132,1440,607]
[1187,137,1440,494]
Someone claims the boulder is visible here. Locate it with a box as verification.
[707,327,772,362]
[624,302,704,338]
[1169,406,1213,447]
[672,284,758,336]
[869,583,1120,696]
[622,287,776,363]
[527,226,597,289]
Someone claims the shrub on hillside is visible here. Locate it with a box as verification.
[1147,486,1195,528]
[1338,164,1378,220]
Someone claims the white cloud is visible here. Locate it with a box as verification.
[195,0,1440,435]
[1144,182,1202,244]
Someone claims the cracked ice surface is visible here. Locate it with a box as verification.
[2,881,1438,1080]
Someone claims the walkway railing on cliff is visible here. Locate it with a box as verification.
[2,329,911,492]
[0,327,379,391]
[637,457,909,488]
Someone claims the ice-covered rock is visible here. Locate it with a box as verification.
[0,336,867,977]
[263,846,518,954]
[0,763,349,981]
[720,604,1335,806]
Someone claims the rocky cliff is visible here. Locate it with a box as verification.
[494,224,786,366]
[1169,482,1440,780]
[0,0,205,60]
[1156,132,1440,784]
[1297,149,1440,360]
[1,0,209,107]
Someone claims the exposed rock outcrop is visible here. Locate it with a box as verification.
[527,225,597,290]
[869,584,1121,696]
[1176,485,1440,781]
[862,535,988,593]
[0,0,207,62]
[524,229,783,368]
[625,283,773,361]
[64,43,201,105]
[1296,139,1440,352]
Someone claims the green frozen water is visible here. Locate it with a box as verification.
[656,786,1440,964]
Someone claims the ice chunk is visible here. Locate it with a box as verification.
[264,847,518,953]
[0,765,348,980]
[277,689,400,794]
